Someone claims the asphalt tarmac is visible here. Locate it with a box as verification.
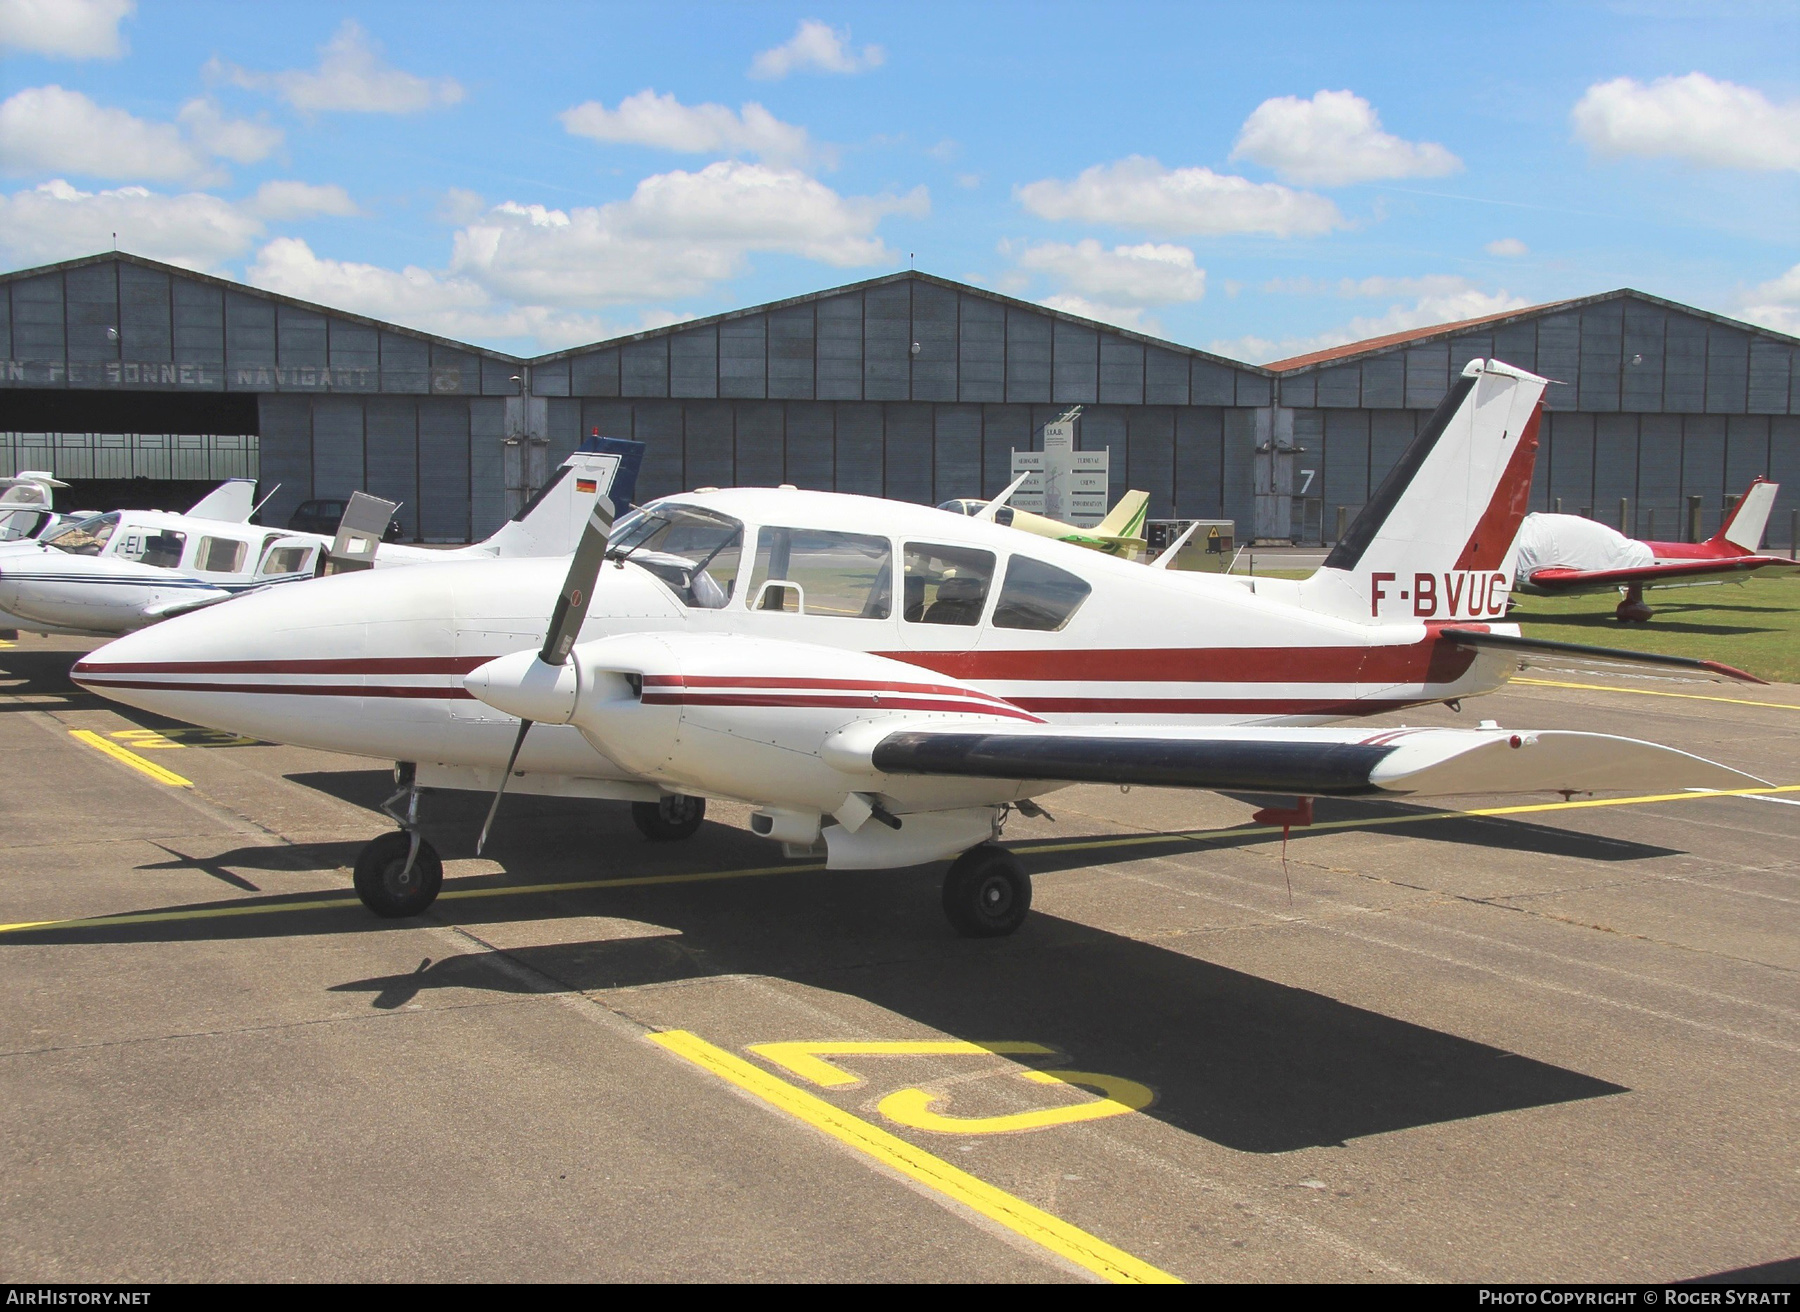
[2,633,1796,1283]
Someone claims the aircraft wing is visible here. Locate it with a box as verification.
[863,721,1765,799]
[1525,556,1798,592]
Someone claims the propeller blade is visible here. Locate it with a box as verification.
[486,492,619,852]
[540,496,617,666]
[477,717,534,856]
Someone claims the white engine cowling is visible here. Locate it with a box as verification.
[464,632,1042,866]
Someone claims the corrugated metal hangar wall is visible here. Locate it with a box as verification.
[1273,291,1800,544]
[2,254,1797,547]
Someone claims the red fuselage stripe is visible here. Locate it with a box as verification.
[71,676,475,699]
[73,639,1477,687]
[641,692,1045,721]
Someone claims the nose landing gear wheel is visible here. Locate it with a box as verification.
[942,844,1032,938]
[632,793,707,841]
[353,830,443,918]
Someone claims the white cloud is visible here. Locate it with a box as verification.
[560,90,814,165]
[1038,295,1155,333]
[1572,73,1800,172]
[449,162,926,306]
[250,180,357,220]
[1213,284,1529,364]
[0,178,264,269]
[1017,156,1341,238]
[0,85,219,183]
[749,19,883,79]
[0,0,131,58]
[1018,239,1205,305]
[0,87,279,185]
[1485,237,1528,257]
[1741,263,1800,336]
[210,20,464,114]
[176,98,282,165]
[1231,89,1460,187]
[247,236,622,348]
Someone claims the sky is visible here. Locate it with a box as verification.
[1,0,1796,363]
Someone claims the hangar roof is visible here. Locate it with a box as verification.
[532,269,1271,375]
[0,251,523,363]
[1265,288,1799,375]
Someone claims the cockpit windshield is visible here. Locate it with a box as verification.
[606,502,743,609]
[936,498,1014,527]
[44,512,120,556]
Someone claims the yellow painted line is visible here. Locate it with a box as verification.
[68,729,192,787]
[5,785,1798,937]
[750,1040,1055,1088]
[1018,782,1800,860]
[1512,677,1800,711]
[651,1030,1180,1285]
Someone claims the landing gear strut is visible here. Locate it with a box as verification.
[942,844,1032,938]
[1615,584,1653,623]
[354,763,443,918]
[632,793,706,841]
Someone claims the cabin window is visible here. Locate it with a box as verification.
[44,512,119,556]
[261,545,315,575]
[119,530,187,570]
[196,536,249,573]
[934,499,1013,527]
[748,527,892,618]
[607,504,743,609]
[992,556,1092,631]
[903,543,996,626]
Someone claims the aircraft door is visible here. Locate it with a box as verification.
[898,542,997,654]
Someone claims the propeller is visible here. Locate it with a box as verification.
[475,494,619,854]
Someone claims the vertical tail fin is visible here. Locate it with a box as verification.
[1716,478,1779,553]
[481,436,645,558]
[184,478,258,523]
[1297,358,1548,624]
[1094,490,1150,540]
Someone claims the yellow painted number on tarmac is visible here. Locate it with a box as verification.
[110,727,260,748]
[879,1069,1154,1135]
[748,1040,1154,1135]
[750,1040,1055,1088]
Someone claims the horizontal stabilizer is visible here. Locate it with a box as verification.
[868,723,1765,799]
[1438,626,1765,684]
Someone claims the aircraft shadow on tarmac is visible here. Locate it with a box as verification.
[0,649,107,710]
[6,769,1649,1155]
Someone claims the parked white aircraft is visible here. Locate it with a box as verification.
[74,360,1765,937]
[0,443,639,638]
[0,471,78,543]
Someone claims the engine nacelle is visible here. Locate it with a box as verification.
[467,632,1043,829]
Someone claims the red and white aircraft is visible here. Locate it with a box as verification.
[72,359,1766,937]
[1513,478,1796,621]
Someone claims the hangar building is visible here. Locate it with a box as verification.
[2,252,1796,549]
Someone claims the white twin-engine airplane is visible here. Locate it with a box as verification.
[0,445,635,639]
[74,360,1766,938]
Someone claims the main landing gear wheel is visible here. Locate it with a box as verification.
[942,844,1032,938]
[353,831,443,918]
[1615,584,1653,623]
[632,793,707,842]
